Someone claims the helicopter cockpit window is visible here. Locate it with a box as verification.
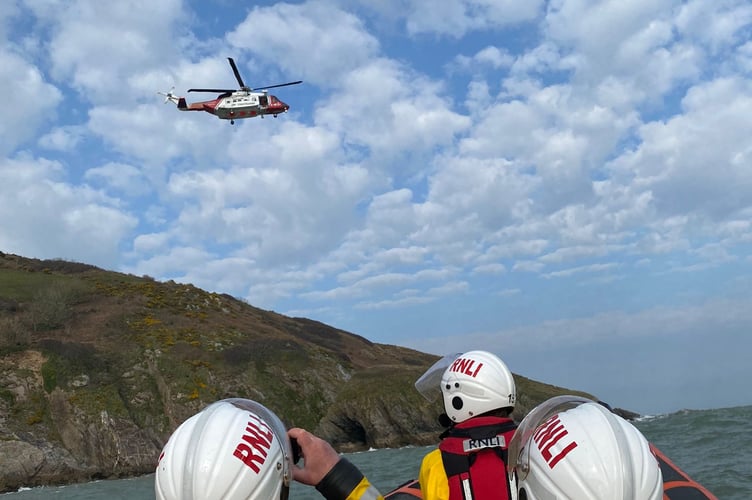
[259,95,268,107]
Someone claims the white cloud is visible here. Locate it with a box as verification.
[472,263,506,275]
[37,125,86,152]
[35,0,187,102]
[543,262,618,279]
[0,155,137,267]
[0,50,62,155]
[512,260,544,273]
[543,0,704,100]
[412,156,534,250]
[675,0,752,51]
[403,0,543,37]
[87,103,227,166]
[608,77,752,221]
[316,58,471,164]
[453,46,515,72]
[539,244,623,264]
[228,1,380,86]
[84,162,152,197]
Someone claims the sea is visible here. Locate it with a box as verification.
[2,405,750,499]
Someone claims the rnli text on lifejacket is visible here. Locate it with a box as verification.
[462,435,507,452]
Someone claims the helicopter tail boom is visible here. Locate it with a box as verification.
[158,90,189,110]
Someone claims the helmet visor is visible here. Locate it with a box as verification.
[223,398,295,488]
[507,395,594,477]
[414,353,462,402]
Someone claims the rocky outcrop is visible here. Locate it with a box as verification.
[0,439,91,492]
[314,369,443,452]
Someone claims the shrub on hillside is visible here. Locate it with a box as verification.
[29,280,92,331]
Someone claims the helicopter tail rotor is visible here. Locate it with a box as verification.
[157,87,179,105]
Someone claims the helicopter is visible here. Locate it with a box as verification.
[158,57,302,124]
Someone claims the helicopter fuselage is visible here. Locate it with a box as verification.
[178,91,290,121]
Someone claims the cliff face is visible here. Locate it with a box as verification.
[0,253,593,492]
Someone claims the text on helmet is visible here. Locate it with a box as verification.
[449,357,484,378]
[233,412,274,473]
[533,415,578,469]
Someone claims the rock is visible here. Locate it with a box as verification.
[612,407,641,421]
[0,439,93,492]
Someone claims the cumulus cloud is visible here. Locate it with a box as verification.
[403,0,544,37]
[453,46,515,72]
[0,155,137,266]
[31,0,187,102]
[84,162,153,197]
[315,58,471,167]
[228,1,380,85]
[607,77,752,221]
[37,125,86,152]
[0,50,62,155]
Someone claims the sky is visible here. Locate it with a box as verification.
[1,0,751,416]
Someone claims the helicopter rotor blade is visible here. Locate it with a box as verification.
[227,57,246,89]
[255,80,303,91]
[187,88,235,93]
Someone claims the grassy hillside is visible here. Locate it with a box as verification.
[0,251,600,490]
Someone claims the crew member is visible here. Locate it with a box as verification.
[415,350,518,500]
[154,398,382,500]
[507,395,663,499]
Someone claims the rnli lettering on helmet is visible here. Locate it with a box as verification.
[533,414,578,469]
[462,434,506,452]
[449,357,484,378]
[233,412,274,473]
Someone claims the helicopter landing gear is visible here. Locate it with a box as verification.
[230,119,235,125]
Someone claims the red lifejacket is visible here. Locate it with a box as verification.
[438,416,517,500]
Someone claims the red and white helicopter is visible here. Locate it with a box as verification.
[159,58,302,124]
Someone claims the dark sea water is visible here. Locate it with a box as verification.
[3,405,750,499]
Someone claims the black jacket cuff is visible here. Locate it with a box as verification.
[315,458,364,500]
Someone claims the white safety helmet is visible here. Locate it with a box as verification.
[418,350,515,423]
[508,396,663,500]
[155,398,294,500]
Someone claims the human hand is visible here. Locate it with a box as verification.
[287,427,341,486]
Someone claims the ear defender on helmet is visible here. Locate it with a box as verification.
[155,399,294,500]
[440,350,516,423]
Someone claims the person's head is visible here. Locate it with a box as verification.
[439,350,516,423]
[508,396,663,500]
[155,398,294,500]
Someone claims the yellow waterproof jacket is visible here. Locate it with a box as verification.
[418,448,449,500]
